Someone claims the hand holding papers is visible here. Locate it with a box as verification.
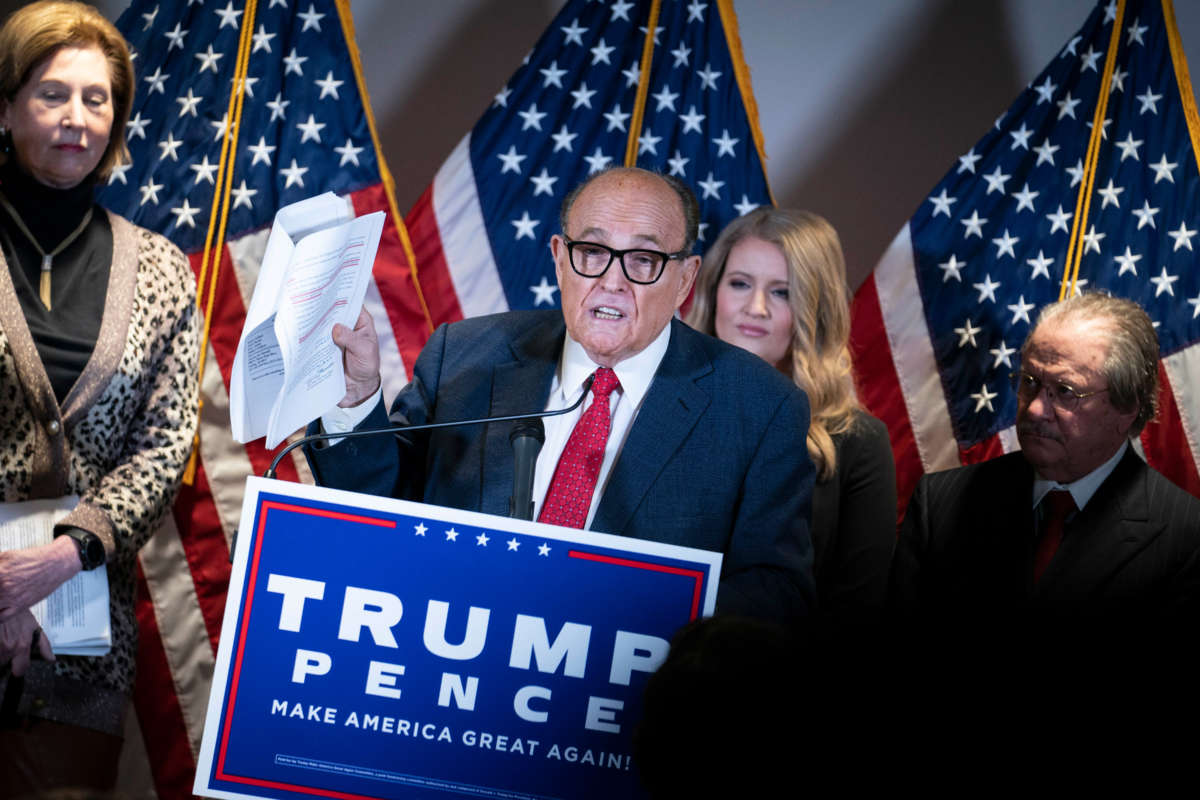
[0,497,111,657]
[231,193,385,449]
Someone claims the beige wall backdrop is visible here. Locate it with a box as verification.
[7,0,1199,290]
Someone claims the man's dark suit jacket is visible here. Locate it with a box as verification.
[891,449,1200,622]
[306,310,817,621]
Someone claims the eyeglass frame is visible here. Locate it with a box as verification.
[1010,370,1109,411]
[559,236,691,285]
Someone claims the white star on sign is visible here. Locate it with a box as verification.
[445,528,459,542]
[1149,266,1179,297]
[296,115,325,143]
[955,319,982,348]
[530,276,558,306]
[538,543,551,556]
[280,159,308,189]
[414,522,427,536]
[971,383,998,413]
[507,538,520,551]
[698,172,724,200]
[529,168,557,196]
[497,146,525,174]
[1007,295,1035,325]
[335,139,363,167]
[511,212,539,240]
[938,254,965,282]
[973,274,1001,303]
[929,189,956,217]
[316,71,343,100]
[476,533,489,547]
[1026,250,1054,280]
[170,198,200,229]
[230,180,257,210]
[189,156,218,185]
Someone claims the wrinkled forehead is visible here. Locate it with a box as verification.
[568,172,687,248]
[1024,316,1112,376]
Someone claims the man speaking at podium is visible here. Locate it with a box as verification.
[306,168,815,621]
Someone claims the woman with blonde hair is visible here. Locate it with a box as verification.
[0,2,199,792]
[687,207,895,620]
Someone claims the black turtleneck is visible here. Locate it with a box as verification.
[0,160,113,404]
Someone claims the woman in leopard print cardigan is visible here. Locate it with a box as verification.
[0,2,199,790]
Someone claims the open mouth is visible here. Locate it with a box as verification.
[592,306,624,320]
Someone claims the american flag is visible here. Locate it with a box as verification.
[850,0,1200,510]
[98,0,430,795]
[98,0,771,796]
[406,0,773,325]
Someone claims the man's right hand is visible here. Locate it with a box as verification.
[333,307,382,407]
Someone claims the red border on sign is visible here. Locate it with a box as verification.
[567,549,706,621]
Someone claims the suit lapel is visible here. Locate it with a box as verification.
[1038,449,1162,597]
[479,317,563,516]
[593,321,711,537]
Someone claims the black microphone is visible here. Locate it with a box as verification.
[508,419,545,521]
[264,373,597,479]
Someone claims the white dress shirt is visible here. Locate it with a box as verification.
[1031,440,1129,513]
[321,322,673,529]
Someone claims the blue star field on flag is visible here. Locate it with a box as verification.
[469,0,771,309]
[98,0,380,253]
[909,0,1199,447]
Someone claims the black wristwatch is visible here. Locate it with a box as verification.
[57,527,106,571]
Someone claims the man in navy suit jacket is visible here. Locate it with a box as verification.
[892,293,1200,624]
[307,168,816,621]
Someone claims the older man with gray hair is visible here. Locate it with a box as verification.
[892,293,1200,621]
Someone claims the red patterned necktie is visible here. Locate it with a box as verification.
[1033,490,1076,583]
[538,368,620,529]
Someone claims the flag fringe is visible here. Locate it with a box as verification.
[717,0,773,205]
[1163,0,1200,180]
[335,0,435,335]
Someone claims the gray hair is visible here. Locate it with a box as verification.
[1024,293,1159,435]
[558,166,700,254]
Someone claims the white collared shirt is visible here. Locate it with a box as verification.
[321,322,673,529]
[533,324,672,528]
[1031,440,1129,513]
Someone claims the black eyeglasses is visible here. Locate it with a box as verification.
[1011,371,1109,411]
[562,237,689,285]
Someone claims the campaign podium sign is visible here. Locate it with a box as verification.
[194,478,721,800]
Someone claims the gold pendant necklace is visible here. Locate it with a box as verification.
[0,188,94,310]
